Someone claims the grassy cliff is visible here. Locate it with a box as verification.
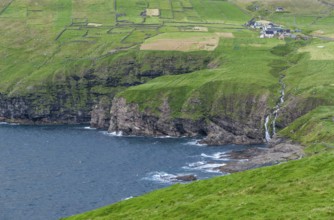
[118,35,282,119]
[2,0,334,219]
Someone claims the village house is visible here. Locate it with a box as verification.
[263,30,274,38]
[276,7,284,12]
[246,18,294,39]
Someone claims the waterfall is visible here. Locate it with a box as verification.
[265,115,271,142]
[265,75,286,141]
[272,75,286,136]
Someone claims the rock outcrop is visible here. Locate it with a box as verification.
[173,175,197,182]
[108,94,269,145]
[219,138,304,173]
[109,97,206,136]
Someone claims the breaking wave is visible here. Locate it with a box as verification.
[182,161,225,173]
[183,139,207,146]
[200,152,228,160]
[100,131,123,137]
[83,126,97,130]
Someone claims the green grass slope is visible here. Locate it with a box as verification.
[280,106,334,154]
[118,35,282,119]
[64,151,334,220]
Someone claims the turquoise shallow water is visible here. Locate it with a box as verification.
[0,124,259,220]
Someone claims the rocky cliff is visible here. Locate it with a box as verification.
[0,51,211,125]
[108,93,270,145]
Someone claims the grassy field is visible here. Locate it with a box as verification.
[0,0,249,94]
[140,32,226,51]
[64,151,334,220]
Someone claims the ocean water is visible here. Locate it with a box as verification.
[0,124,261,220]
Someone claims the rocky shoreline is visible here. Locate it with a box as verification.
[218,137,304,173]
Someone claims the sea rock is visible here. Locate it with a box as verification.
[173,175,197,182]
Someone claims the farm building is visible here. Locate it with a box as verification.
[276,7,285,12]
[264,31,274,38]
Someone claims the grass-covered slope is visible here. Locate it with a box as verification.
[118,35,282,119]
[280,106,334,154]
[64,151,334,220]
[273,39,334,136]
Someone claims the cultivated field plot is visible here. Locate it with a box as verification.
[140,32,234,51]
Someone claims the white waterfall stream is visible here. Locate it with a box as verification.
[265,75,286,142]
[265,115,271,142]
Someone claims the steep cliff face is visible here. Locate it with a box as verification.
[109,97,206,136]
[108,93,269,145]
[0,51,211,124]
[0,91,91,124]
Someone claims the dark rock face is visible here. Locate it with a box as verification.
[108,95,269,145]
[90,98,112,129]
[279,95,327,128]
[173,175,197,182]
[109,97,207,137]
[0,93,91,124]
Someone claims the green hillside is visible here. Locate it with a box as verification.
[0,0,249,94]
[119,36,281,119]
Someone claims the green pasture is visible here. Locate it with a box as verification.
[0,0,251,94]
[284,40,334,100]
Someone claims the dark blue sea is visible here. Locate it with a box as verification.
[0,123,260,220]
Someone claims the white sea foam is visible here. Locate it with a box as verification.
[182,161,225,173]
[183,139,207,146]
[200,152,228,160]
[0,122,19,126]
[123,196,134,201]
[155,135,173,139]
[142,171,177,183]
[101,131,123,137]
[143,172,197,183]
[84,126,97,130]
